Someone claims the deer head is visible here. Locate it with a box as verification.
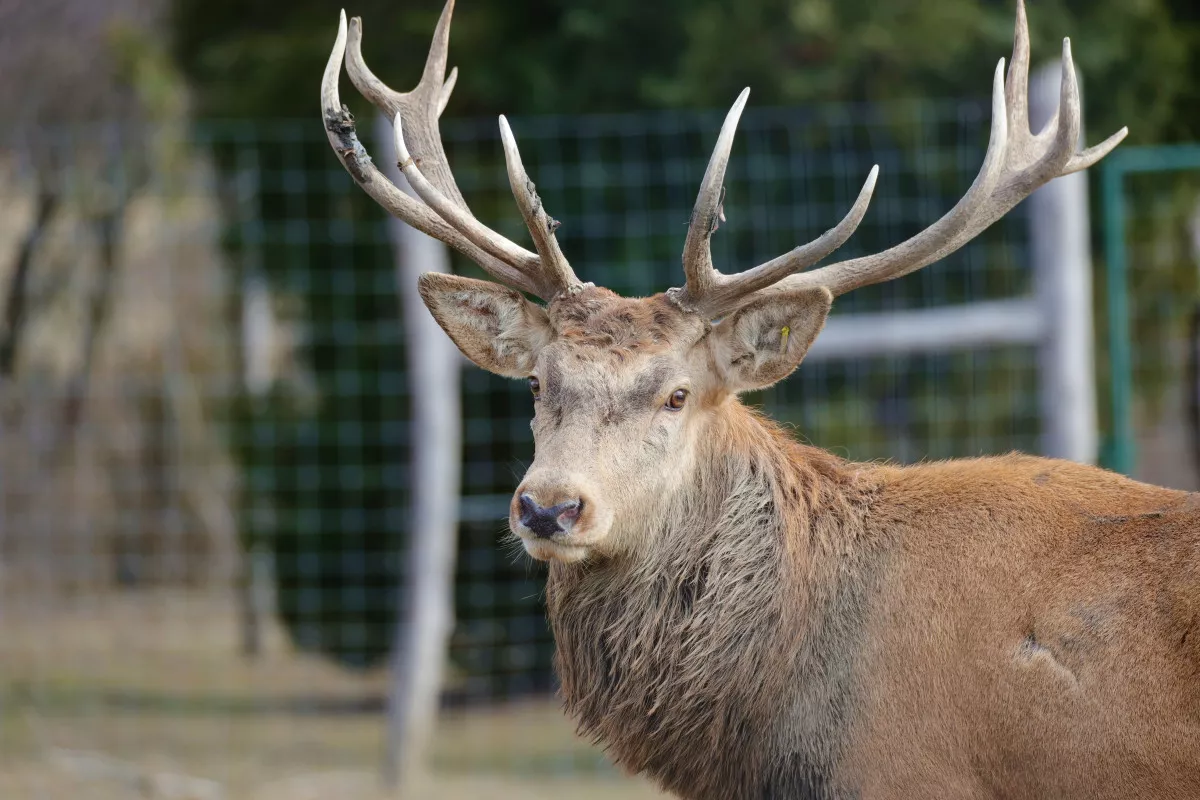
[321,0,1126,565]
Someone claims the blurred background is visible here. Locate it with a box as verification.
[1,0,1198,797]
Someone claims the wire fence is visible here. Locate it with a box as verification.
[4,98,1189,797]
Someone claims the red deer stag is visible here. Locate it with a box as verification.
[321,2,1200,797]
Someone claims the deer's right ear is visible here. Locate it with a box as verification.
[418,273,553,377]
[710,286,832,392]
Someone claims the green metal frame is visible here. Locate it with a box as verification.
[1100,144,1200,474]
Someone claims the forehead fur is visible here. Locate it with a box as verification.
[547,286,705,357]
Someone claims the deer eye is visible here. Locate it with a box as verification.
[665,389,688,411]
[529,376,541,399]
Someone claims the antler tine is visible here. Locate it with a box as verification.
[437,67,459,118]
[1065,126,1128,175]
[322,10,547,297]
[742,0,1126,304]
[673,90,879,316]
[420,0,455,95]
[1005,0,1031,145]
[498,116,585,293]
[681,88,751,300]
[1025,38,1080,180]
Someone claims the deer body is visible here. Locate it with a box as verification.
[549,394,1200,799]
[316,1,1198,796]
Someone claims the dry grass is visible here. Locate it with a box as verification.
[0,590,666,799]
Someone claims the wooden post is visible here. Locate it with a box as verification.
[1029,61,1098,464]
[374,114,462,791]
[236,268,275,658]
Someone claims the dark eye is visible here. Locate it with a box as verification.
[666,388,688,411]
[529,376,541,399]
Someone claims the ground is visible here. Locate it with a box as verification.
[0,589,667,799]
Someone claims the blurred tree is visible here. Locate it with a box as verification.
[171,0,689,118]
[648,0,1195,146]
[0,0,238,590]
[0,0,161,388]
[171,0,1197,141]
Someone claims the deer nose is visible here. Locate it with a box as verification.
[517,494,582,538]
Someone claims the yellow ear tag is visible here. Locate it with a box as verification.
[780,325,790,353]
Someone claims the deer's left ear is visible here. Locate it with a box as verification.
[710,287,832,392]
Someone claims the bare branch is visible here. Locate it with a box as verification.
[0,187,58,378]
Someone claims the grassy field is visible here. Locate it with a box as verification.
[0,590,666,799]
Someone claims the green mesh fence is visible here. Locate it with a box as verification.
[1098,145,1200,485]
[1,99,1054,793]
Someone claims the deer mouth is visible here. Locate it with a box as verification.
[510,505,597,563]
[519,537,593,564]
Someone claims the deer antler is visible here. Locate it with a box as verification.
[320,2,584,300]
[322,0,1124,317]
[671,0,1127,318]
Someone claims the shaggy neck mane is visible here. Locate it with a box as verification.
[546,400,880,800]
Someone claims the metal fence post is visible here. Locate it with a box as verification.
[1099,156,1136,475]
[1028,61,1098,464]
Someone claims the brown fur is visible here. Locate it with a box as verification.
[549,288,691,355]
[419,277,1200,799]
[551,404,1200,798]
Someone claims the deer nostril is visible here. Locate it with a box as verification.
[557,499,582,522]
[517,494,583,538]
[518,493,539,520]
